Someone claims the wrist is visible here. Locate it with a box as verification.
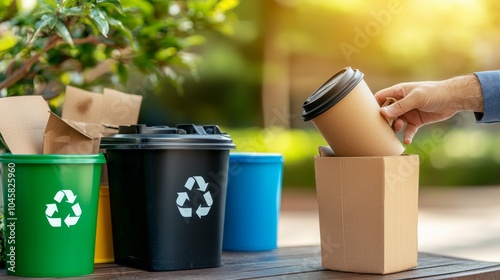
[446,74,484,112]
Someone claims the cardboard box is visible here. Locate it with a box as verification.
[62,86,142,136]
[314,146,419,274]
[0,86,142,155]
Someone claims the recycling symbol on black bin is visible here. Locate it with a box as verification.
[176,176,213,218]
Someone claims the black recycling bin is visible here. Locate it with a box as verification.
[100,124,235,271]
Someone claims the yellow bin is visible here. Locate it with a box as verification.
[94,185,114,263]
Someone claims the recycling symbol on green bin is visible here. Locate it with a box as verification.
[45,190,82,228]
[176,176,213,218]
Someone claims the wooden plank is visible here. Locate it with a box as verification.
[91,247,326,280]
[1,246,500,279]
[86,248,500,280]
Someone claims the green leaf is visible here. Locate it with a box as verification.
[89,8,110,37]
[41,0,59,10]
[155,47,177,61]
[107,17,133,42]
[60,6,84,16]
[55,20,74,47]
[48,14,58,29]
[121,0,153,18]
[30,14,58,44]
[97,0,124,15]
[61,0,78,8]
[34,14,51,29]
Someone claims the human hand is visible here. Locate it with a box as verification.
[374,75,483,145]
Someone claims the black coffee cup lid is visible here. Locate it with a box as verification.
[302,67,364,121]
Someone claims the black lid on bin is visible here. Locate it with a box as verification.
[100,124,236,150]
[302,67,364,121]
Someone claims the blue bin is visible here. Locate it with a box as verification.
[223,153,284,251]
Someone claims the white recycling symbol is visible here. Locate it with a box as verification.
[176,176,213,218]
[45,190,82,228]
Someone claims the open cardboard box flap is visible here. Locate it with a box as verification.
[0,96,50,154]
[44,112,100,154]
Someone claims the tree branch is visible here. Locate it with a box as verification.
[0,36,60,90]
[0,35,108,91]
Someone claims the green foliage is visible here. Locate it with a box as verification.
[0,0,239,102]
[405,127,500,187]
[226,127,500,189]
[227,127,327,188]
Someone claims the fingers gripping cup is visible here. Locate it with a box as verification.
[302,67,404,157]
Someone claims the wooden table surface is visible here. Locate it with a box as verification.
[1,245,500,279]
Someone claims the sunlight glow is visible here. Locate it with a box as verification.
[19,0,36,12]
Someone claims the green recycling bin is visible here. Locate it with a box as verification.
[0,154,105,277]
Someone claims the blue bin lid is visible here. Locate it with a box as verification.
[229,153,283,163]
[100,124,235,150]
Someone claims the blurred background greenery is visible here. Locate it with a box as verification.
[4,0,500,188]
[138,0,500,188]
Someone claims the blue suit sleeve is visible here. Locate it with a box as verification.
[474,71,500,123]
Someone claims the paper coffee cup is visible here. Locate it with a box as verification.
[302,67,404,157]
